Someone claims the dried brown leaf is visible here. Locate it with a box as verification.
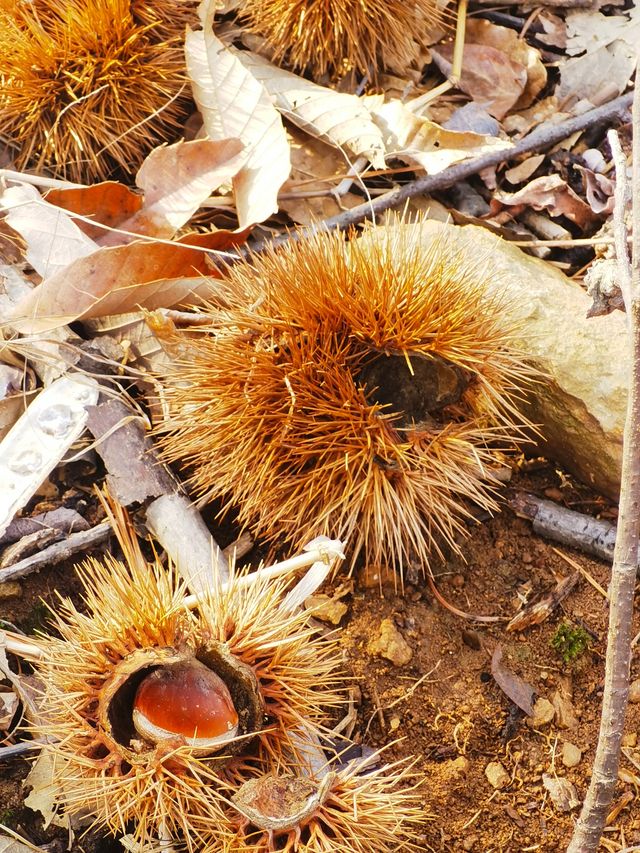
[9,231,248,332]
[370,99,511,173]
[491,646,536,716]
[494,175,599,229]
[1,183,97,278]
[231,48,386,169]
[185,0,290,227]
[44,181,143,241]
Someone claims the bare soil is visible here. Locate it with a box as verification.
[2,462,640,853]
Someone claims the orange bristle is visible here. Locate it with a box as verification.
[28,498,347,849]
[157,224,535,577]
[0,0,194,181]
[237,0,446,77]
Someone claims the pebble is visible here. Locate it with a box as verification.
[629,679,640,703]
[0,581,22,599]
[485,761,510,790]
[367,619,413,666]
[389,715,401,732]
[462,834,478,851]
[542,774,580,812]
[450,756,470,777]
[561,742,582,768]
[304,594,348,625]
[527,697,555,728]
[622,733,638,748]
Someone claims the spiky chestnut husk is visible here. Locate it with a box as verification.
[0,0,192,181]
[28,507,344,849]
[226,757,425,853]
[237,0,445,77]
[157,224,534,575]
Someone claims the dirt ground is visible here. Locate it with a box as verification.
[1,461,639,853]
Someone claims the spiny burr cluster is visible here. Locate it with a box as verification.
[158,224,534,577]
[237,0,445,77]
[0,0,194,181]
[27,501,422,851]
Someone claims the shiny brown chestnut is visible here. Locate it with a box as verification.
[133,659,239,750]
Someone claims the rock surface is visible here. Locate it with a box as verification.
[527,696,555,728]
[629,678,640,703]
[561,741,582,768]
[404,222,628,499]
[368,618,413,666]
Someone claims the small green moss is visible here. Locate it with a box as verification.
[21,600,50,636]
[551,621,591,665]
[0,808,16,827]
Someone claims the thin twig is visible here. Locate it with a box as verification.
[567,69,640,853]
[608,129,633,313]
[0,521,112,582]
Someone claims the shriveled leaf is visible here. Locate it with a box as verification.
[505,154,546,185]
[115,138,245,241]
[565,7,640,57]
[185,1,290,227]
[432,20,546,120]
[432,43,527,120]
[542,774,580,812]
[0,184,97,278]
[506,573,580,632]
[467,19,547,111]
[44,181,143,241]
[9,231,245,331]
[231,48,386,169]
[494,174,599,229]
[45,139,245,244]
[24,753,69,829]
[491,646,536,716]
[0,690,18,728]
[579,166,615,215]
[558,41,636,104]
[279,129,362,225]
[370,99,511,174]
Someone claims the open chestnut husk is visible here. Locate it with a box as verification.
[98,644,263,760]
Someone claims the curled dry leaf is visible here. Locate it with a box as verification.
[493,174,599,230]
[231,48,386,169]
[506,573,580,632]
[370,99,511,174]
[491,646,536,716]
[565,7,640,57]
[542,774,581,812]
[185,0,290,227]
[45,181,143,241]
[9,230,247,332]
[559,7,639,103]
[577,166,615,215]
[432,19,546,119]
[279,129,363,226]
[46,139,246,244]
[111,138,246,242]
[0,183,97,278]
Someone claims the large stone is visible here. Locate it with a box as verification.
[399,222,628,499]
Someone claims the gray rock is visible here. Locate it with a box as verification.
[409,222,628,499]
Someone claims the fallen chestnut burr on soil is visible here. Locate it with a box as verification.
[2,462,639,853]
